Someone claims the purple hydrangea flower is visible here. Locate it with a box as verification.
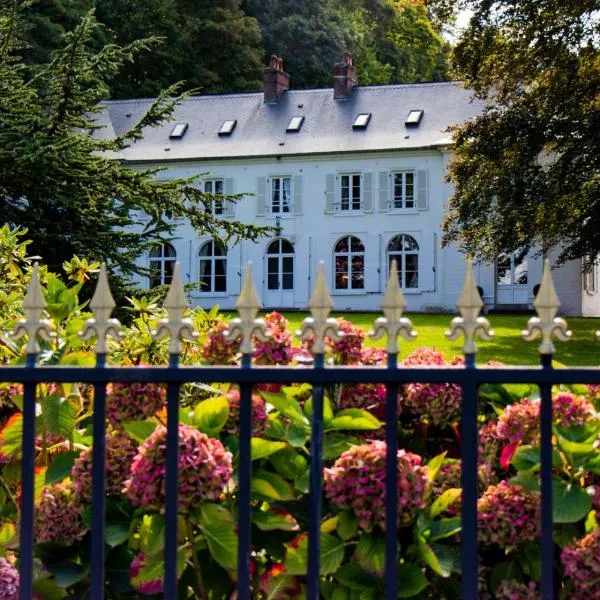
[201,321,240,365]
[36,482,87,545]
[223,389,268,436]
[106,378,166,426]
[253,312,294,365]
[561,530,600,600]
[130,553,163,595]
[0,558,18,600]
[495,580,538,600]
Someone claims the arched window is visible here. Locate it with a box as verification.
[149,243,176,288]
[266,239,294,290]
[334,235,365,290]
[388,235,419,289]
[199,240,227,293]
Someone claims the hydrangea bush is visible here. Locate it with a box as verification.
[0,245,597,599]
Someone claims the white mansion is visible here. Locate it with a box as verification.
[99,55,600,316]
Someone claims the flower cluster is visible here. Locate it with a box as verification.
[477,481,540,548]
[106,379,166,426]
[0,384,21,409]
[360,347,387,366]
[201,321,240,365]
[222,389,268,436]
[561,530,600,600]
[254,312,294,365]
[552,392,595,427]
[71,431,137,502]
[0,558,18,600]
[329,319,365,365]
[324,441,429,532]
[339,382,389,420]
[36,483,87,545]
[400,348,462,426]
[124,424,232,511]
[495,580,538,600]
[130,553,163,595]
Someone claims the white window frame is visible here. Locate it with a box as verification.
[584,256,597,295]
[198,240,227,294]
[333,235,365,291]
[148,243,176,288]
[204,178,224,215]
[391,171,416,210]
[269,176,292,215]
[387,234,420,290]
[496,250,528,286]
[338,173,362,212]
[266,238,295,291]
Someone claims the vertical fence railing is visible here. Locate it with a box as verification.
[2,257,599,600]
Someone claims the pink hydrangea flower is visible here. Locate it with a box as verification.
[553,392,595,427]
[328,319,365,365]
[124,424,232,512]
[36,482,87,545]
[324,441,430,532]
[0,557,18,600]
[253,312,294,365]
[360,347,387,366]
[71,431,137,502]
[202,321,241,365]
[223,389,268,436]
[338,382,390,421]
[495,580,538,600]
[399,348,462,426]
[106,378,166,426]
[130,553,163,595]
[477,481,540,548]
[561,530,600,600]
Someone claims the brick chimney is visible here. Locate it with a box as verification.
[264,55,290,104]
[333,52,357,100]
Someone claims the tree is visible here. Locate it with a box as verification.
[0,4,270,276]
[440,0,600,264]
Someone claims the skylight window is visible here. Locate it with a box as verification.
[405,110,424,126]
[169,122,188,139]
[219,120,237,136]
[286,116,304,132]
[353,113,371,129]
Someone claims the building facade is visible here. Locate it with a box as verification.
[100,55,600,316]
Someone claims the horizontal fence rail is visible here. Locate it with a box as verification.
[1,258,598,600]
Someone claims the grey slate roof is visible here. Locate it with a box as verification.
[101,81,484,163]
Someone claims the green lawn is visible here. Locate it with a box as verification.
[246,312,600,366]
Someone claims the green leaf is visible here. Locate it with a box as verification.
[552,479,592,523]
[252,470,295,501]
[251,438,287,461]
[105,521,130,548]
[0,413,22,459]
[334,563,380,591]
[260,570,303,600]
[47,561,89,588]
[305,395,334,425]
[329,409,382,431]
[41,396,78,438]
[323,433,362,460]
[122,420,157,443]
[417,538,457,578]
[33,579,68,600]
[489,561,523,595]
[427,518,462,542]
[198,504,237,570]
[270,447,307,480]
[138,515,165,555]
[355,534,386,577]
[193,396,229,436]
[253,508,299,532]
[130,549,188,590]
[261,391,309,426]
[397,562,429,598]
[516,542,541,580]
[426,453,447,481]
[337,510,358,541]
[0,522,16,548]
[285,533,345,576]
[45,451,80,484]
[430,489,461,518]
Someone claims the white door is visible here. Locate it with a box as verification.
[264,239,295,308]
[496,250,529,305]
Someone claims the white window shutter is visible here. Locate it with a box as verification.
[256,177,266,216]
[363,172,373,212]
[378,171,389,211]
[293,175,302,215]
[223,178,235,217]
[416,170,428,210]
[325,174,335,214]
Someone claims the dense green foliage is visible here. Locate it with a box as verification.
[440,0,600,264]
[0,2,270,276]
[0,234,598,598]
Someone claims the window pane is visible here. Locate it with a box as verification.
[514,251,528,285]
[272,178,281,213]
[200,259,212,290]
[280,240,294,254]
[341,176,350,210]
[406,270,418,288]
[215,258,226,277]
[352,175,361,210]
[204,181,213,194]
[388,236,402,252]
[268,274,279,290]
[164,244,176,258]
[268,257,278,276]
[335,237,349,253]
[164,259,175,284]
[214,243,226,257]
[351,255,364,289]
[350,236,364,252]
[335,256,348,289]
[282,256,293,273]
[403,235,419,251]
[405,254,418,271]
[282,273,293,289]
[267,240,279,255]
[149,247,161,258]
[282,178,291,212]
[497,254,511,285]
[214,275,226,292]
[200,242,212,257]
[149,261,161,288]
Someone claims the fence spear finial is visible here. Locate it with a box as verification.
[153,262,196,354]
[369,260,416,354]
[11,263,53,354]
[297,261,341,355]
[446,259,494,355]
[522,259,571,354]
[224,262,269,355]
[80,263,121,354]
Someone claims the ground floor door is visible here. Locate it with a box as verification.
[495,250,529,305]
[263,239,295,308]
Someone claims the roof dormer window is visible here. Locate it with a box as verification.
[353,113,371,129]
[169,122,188,139]
[286,116,304,132]
[219,120,237,136]
[405,110,424,126]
